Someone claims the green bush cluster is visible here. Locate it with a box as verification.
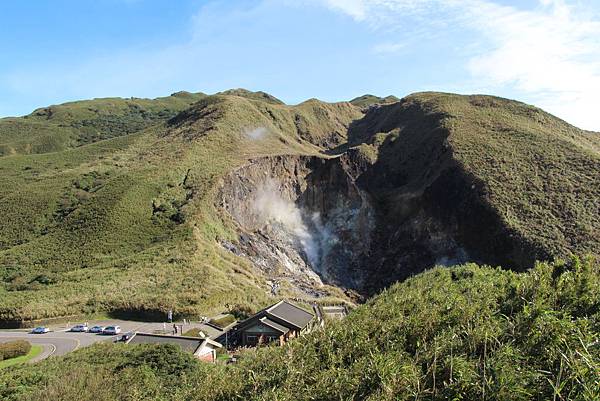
[0,340,31,361]
[1,259,597,400]
[116,344,200,378]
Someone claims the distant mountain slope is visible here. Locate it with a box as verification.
[0,91,206,156]
[349,94,400,108]
[0,89,598,324]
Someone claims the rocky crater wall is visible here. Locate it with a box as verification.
[216,100,549,296]
[216,150,483,296]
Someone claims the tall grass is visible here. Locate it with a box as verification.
[1,258,597,400]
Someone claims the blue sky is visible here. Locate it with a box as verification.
[1,0,600,130]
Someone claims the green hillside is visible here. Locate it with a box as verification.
[1,257,597,400]
[0,90,598,325]
[0,91,361,324]
[345,93,600,290]
[0,91,206,156]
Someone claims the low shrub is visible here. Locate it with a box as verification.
[229,304,254,320]
[0,340,31,361]
[182,328,203,337]
[1,258,598,400]
[115,344,198,378]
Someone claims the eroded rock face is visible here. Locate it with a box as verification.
[216,97,565,297]
[216,150,474,296]
[216,155,375,295]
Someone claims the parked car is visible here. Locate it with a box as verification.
[102,326,121,335]
[118,332,134,342]
[31,326,50,334]
[70,324,89,332]
[89,325,105,334]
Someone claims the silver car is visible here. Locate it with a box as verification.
[89,325,105,333]
[70,324,89,332]
[102,325,121,335]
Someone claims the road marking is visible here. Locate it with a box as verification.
[0,335,79,350]
[0,337,58,362]
[46,343,57,357]
[31,343,57,362]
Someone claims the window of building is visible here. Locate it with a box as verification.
[245,335,258,345]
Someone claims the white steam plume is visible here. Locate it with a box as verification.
[252,180,332,269]
[244,126,268,140]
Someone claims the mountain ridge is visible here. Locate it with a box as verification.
[0,89,598,324]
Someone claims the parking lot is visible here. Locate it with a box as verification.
[0,319,188,361]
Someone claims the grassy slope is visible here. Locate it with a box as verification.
[442,94,600,258]
[0,93,361,322]
[351,92,600,266]
[0,91,206,156]
[0,258,597,400]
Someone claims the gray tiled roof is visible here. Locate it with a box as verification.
[195,323,223,339]
[267,301,314,329]
[259,317,290,334]
[127,333,203,353]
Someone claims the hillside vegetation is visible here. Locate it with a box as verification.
[0,89,598,324]
[0,257,597,400]
[0,91,360,324]
[345,93,600,289]
[349,94,400,108]
[0,91,206,156]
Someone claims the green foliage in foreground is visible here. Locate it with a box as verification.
[0,340,31,361]
[1,258,598,400]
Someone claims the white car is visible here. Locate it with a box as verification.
[89,325,105,334]
[102,326,121,335]
[31,326,50,334]
[70,324,89,332]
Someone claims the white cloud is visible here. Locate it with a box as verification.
[372,41,407,54]
[465,1,600,130]
[322,0,368,21]
[320,0,600,130]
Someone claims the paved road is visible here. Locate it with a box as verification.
[0,319,198,362]
[0,334,77,359]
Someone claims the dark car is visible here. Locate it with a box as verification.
[118,332,134,342]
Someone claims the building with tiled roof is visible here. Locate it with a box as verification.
[224,300,315,347]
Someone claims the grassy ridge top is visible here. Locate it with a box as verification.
[349,93,400,108]
[0,91,206,156]
[1,257,597,400]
